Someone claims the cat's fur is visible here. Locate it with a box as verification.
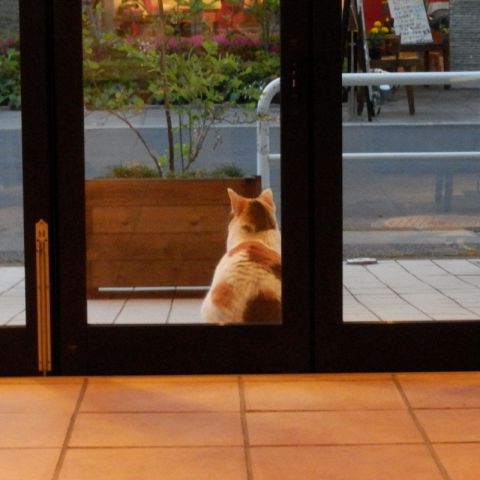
[201,188,281,324]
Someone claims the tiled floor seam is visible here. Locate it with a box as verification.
[109,287,149,324]
[344,284,383,321]
[432,259,480,291]
[432,259,480,278]
[396,260,480,319]
[5,309,25,326]
[363,264,434,321]
[111,297,129,324]
[64,443,245,448]
[165,291,176,324]
[79,410,242,414]
[2,277,24,295]
[392,374,453,480]
[51,377,89,480]
[238,376,254,480]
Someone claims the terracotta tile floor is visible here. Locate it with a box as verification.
[1,373,480,479]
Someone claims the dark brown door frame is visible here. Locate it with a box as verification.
[0,1,54,376]
[6,1,480,376]
[50,0,315,375]
[312,1,480,373]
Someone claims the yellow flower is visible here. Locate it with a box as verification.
[370,27,380,34]
[373,20,382,28]
[381,26,389,34]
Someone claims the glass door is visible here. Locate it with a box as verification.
[0,1,51,375]
[315,0,480,372]
[55,0,313,374]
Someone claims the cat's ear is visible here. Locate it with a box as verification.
[258,188,275,211]
[228,188,247,215]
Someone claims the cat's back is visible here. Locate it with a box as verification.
[203,240,281,323]
[228,240,281,276]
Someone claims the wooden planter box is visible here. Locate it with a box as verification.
[85,176,261,298]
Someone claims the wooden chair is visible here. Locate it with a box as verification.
[370,35,420,115]
[428,30,446,71]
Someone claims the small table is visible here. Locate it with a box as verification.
[369,56,421,115]
[400,40,450,72]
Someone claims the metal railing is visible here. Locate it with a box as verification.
[256,72,480,188]
[257,77,280,188]
[342,71,480,87]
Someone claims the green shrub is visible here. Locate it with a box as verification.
[105,162,245,179]
[106,163,160,178]
[0,45,21,109]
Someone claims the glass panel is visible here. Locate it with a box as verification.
[343,0,480,323]
[83,0,282,325]
[0,1,25,327]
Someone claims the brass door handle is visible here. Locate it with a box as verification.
[36,220,52,374]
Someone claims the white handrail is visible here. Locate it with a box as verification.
[342,71,480,162]
[343,71,480,86]
[256,73,480,188]
[344,152,480,161]
[257,77,280,116]
[257,78,280,188]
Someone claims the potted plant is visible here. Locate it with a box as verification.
[85,169,261,297]
[367,20,391,59]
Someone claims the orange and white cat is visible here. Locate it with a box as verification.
[201,188,281,324]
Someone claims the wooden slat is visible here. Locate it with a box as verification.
[85,177,261,206]
[87,233,226,261]
[87,260,217,287]
[88,206,230,234]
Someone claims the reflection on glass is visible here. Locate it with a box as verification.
[343,0,480,323]
[84,1,281,324]
[0,2,25,327]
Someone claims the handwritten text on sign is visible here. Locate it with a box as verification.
[388,0,432,44]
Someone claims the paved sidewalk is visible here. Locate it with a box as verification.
[344,258,480,322]
[343,85,480,124]
[3,259,480,326]
[0,266,25,326]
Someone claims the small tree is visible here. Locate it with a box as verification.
[149,39,245,172]
[82,0,279,177]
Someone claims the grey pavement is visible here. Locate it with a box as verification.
[343,85,480,124]
[4,258,480,325]
[344,258,480,323]
[342,85,480,258]
[83,106,279,179]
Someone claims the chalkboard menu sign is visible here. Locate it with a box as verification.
[388,0,433,44]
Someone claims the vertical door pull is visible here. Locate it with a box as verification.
[36,220,52,375]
